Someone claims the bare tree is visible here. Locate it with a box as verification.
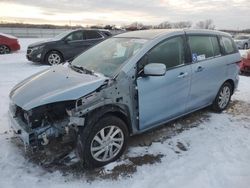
[104,25,112,30]
[158,21,172,29]
[157,21,192,29]
[172,21,192,29]
[195,19,215,30]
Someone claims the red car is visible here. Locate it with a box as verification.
[240,50,250,73]
[0,33,20,54]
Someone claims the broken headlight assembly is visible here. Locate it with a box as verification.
[16,101,76,147]
[66,92,99,127]
[75,92,99,110]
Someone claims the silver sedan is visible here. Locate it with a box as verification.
[234,35,250,49]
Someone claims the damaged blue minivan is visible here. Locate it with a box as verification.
[9,29,240,168]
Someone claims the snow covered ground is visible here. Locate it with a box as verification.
[0,39,250,188]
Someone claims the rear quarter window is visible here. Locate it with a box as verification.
[220,36,238,55]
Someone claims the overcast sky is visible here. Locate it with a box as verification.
[0,0,249,29]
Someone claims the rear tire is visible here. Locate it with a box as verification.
[76,115,129,169]
[212,82,233,112]
[0,45,10,54]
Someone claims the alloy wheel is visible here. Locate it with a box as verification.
[0,45,10,54]
[218,86,231,109]
[90,125,124,162]
[48,53,61,65]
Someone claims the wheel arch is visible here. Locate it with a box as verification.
[224,79,235,93]
[1,44,10,48]
[84,104,132,134]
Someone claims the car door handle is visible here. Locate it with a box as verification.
[177,72,188,78]
[195,66,204,72]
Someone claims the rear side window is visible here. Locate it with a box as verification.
[189,35,221,62]
[85,31,102,39]
[220,36,237,54]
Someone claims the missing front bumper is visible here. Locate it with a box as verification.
[8,111,36,147]
[9,111,71,149]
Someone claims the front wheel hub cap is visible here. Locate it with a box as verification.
[90,125,124,162]
[48,53,61,65]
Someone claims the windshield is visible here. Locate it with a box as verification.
[71,37,148,77]
[54,30,72,40]
[235,35,249,40]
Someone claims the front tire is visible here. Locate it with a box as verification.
[0,45,10,54]
[76,115,129,169]
[45,51,63,65]
[212,82,233,112]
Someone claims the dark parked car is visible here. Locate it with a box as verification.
[0,33,20,54]
[26,29,112,65]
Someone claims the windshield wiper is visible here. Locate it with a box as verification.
[70,65,94,75]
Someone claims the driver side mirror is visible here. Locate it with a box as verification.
[64,35,73,43]
[64,38,71,43]
[144,63,166,76]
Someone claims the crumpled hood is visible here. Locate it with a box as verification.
[9,65,107,111]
